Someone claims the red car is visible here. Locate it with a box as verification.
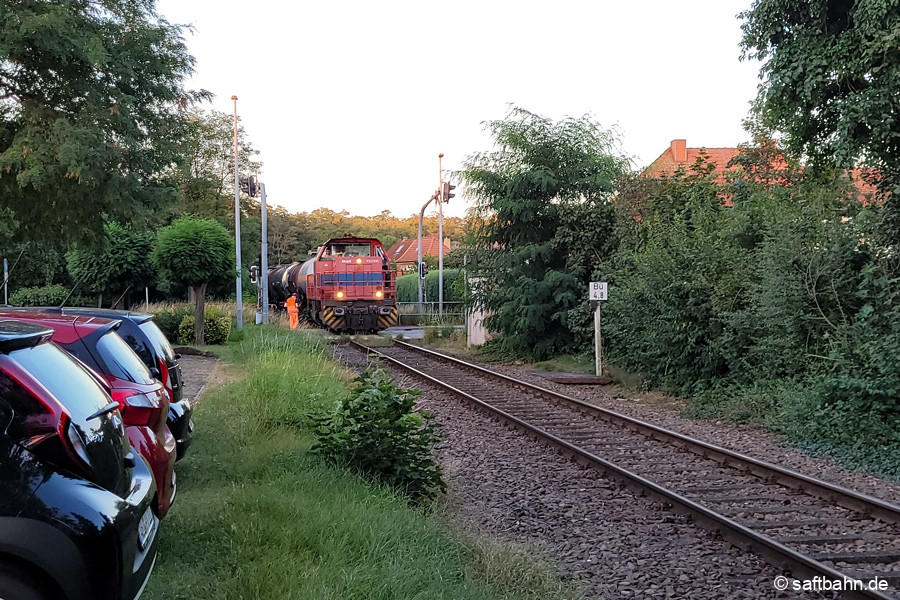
[0,310,177,518]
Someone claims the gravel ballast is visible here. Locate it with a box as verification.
[332,344,850,599]
[482,361,900,505]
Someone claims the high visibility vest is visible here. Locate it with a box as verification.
[286,296,297,311]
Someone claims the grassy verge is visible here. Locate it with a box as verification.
[144,325,583,600]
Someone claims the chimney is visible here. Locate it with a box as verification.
[671,139,687,162]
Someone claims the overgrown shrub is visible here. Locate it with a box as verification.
[178,313,231,345]
[10,284,69,306]
[396,269,464,303]
[312,370,445,504]
[151,304,193,340]
[602,140,900,476]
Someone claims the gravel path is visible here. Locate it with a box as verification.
[332,344,842,600]
[178,355,218,404]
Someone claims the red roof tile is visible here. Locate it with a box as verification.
[642,139,885,206]
[642,140,741,183]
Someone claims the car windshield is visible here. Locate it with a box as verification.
[10,342,111,422]
[96,332,156,385]
[139,320,176,363]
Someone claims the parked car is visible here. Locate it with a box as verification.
[57,308,194,461]
[0,318,158,600]
[0,310,177,518]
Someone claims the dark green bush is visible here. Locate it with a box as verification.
[312,370,445,504]
[396,270,465,304]
[10,284,69,306]
[177,313,231,345]
[151,305,193,340]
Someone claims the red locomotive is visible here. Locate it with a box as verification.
[267,235,398,332]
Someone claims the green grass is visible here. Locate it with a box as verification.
[531,354,595,375]
[144,325,584,600]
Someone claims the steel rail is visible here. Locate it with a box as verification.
[350,340,898,600]
[391,340,900,524]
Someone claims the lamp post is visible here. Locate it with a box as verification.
[232,96,243,330]
[438,153,444,318]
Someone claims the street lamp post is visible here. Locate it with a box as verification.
[232,96,243,330]
[438,153,444,318]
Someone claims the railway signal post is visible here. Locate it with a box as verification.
[589,282,608,377]
[259,181,269,324]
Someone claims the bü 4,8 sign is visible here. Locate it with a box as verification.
[589,282,608,301]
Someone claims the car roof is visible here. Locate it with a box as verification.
[0,319,54,353]
[59,307,154,324]
[0,310,120,344]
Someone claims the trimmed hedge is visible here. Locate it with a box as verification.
[177,313,231,345]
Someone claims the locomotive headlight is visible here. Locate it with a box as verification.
[356,258,363,264]
[336,290,345,299]
[375,290,383,299]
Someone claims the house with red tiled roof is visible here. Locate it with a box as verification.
[385,236,451,274]
[643,140,740,182]
[642,139,882,205]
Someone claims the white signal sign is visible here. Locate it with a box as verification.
[589,282,608,301]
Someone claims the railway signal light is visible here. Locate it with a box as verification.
[418,261,428,279]
[441,181,455,202]
[240,176,259,197]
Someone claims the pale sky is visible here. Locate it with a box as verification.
[156,0,764,219]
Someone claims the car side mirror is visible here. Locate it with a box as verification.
[150,367,161,379]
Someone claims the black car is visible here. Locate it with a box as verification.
[56,308,193,461]
[0,319,158,600]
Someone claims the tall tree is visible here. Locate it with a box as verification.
[740,1,900,193]
[462,107,629,359]
[170,108,262,220]
[0,0,207,243]
[67,222,156,307]
[153,217,234,344]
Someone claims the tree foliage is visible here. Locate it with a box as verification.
[603,134,898,476]
[168,108,262,222]
[740,0,900,191]
[462,107,629,359]
[66,222,155,305]
[153,217,234,344]
[0,0,206,243]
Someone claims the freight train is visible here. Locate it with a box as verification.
[265,235,398,333]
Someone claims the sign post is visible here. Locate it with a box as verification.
[589,282,608,377]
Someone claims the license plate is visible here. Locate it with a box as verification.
[138,508,158,550]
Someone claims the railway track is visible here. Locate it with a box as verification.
[350,340,900,599]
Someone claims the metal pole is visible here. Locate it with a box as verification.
[417,194,435,312]
[2,259,7,305]
[232,96,243,330]
[260,182,269,325]
[594,302,602,377]
[438,153,444,318]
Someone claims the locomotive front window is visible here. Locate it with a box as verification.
[324,242,372,257]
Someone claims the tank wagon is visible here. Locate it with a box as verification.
[267,235,398,333]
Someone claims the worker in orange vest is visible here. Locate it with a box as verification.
[286,293,299,330]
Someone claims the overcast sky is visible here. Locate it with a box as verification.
[156,0,764,219]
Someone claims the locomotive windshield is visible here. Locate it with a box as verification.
[323,242,371,257]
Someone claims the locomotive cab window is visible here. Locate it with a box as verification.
[323,242,372,258]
